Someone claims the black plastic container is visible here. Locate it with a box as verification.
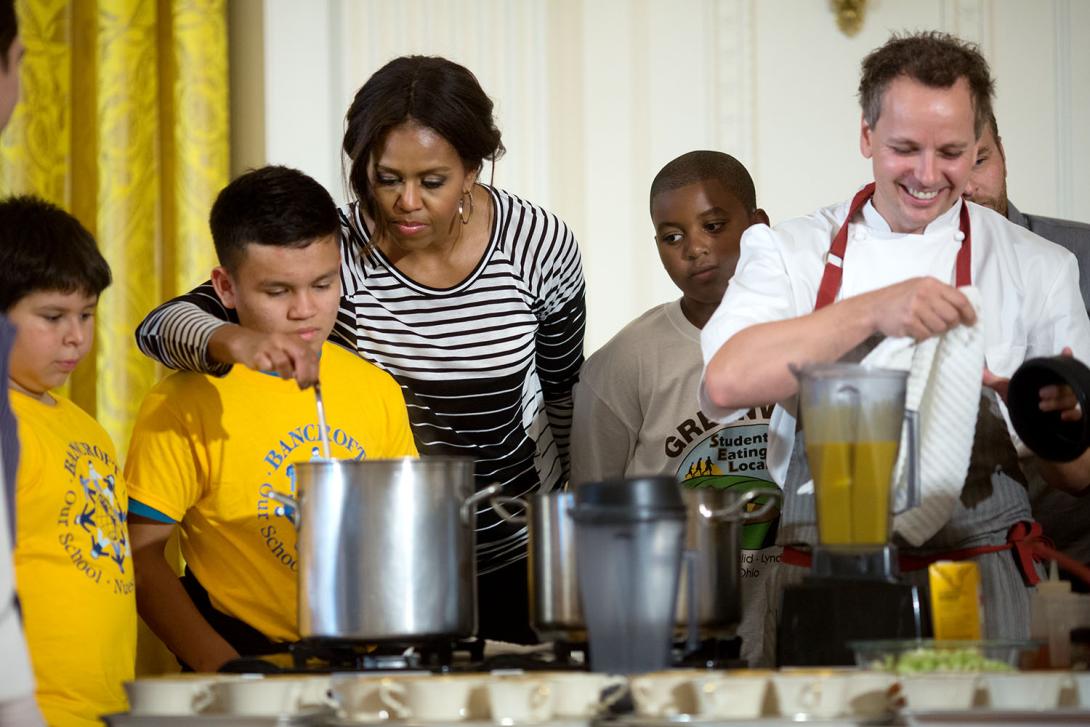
[1007,356,1090,462]
[571,477,686,673]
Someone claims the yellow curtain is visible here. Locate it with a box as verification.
[0,0,229,675]
[0,0,227,450]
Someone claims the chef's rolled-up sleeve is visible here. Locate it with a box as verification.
[699,224,797,422]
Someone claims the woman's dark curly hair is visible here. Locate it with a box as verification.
[342,56,506,218]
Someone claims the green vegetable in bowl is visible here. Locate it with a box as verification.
[870,646,1014,675]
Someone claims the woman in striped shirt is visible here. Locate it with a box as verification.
[135,56,586,644]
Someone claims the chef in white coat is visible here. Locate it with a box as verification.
[699,31,1090,657]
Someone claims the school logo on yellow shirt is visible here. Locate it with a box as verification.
[255,425,369,573]
[57,441,132,594]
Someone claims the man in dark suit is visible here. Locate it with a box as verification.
[964,111,1090,311]
[964,109,1090,591]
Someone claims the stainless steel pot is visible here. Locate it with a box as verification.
[495,485,781,642]
[271,457,501,641]
[676,487,781,638]
[494,492,583,641]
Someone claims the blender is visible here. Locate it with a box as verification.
[777,363,925,666]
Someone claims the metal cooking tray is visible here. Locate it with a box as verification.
[324,721,591,727]
[603,716,899,726]
[103,707,333,726]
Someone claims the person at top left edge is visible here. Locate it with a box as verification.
[0,0,47,723]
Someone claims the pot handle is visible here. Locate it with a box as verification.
[700,487,782,523]
[267,490,300,528]
[461,483,504,526]
[489,495,529,525]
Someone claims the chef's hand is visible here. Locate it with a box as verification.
[868,277,977,342]
[1040,347,1083,422]
[981,367,1009,403]
[208,324,320,389]
[983,347,1082,422]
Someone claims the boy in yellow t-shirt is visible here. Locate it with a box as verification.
[0,196,136,726]
[125,166,417,672]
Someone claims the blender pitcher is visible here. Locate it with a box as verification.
[795,363,919,556]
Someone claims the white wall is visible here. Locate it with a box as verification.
[251,0,1090,353]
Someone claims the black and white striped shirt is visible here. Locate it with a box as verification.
[135,186,586,573]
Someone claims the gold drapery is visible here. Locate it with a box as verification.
[0,0,228,452]
[0,0,229,676]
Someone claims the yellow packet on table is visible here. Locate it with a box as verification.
[929,560,982,640]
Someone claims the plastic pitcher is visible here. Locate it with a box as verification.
[571,477,686,674]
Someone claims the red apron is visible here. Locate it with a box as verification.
[783,184,1077,586]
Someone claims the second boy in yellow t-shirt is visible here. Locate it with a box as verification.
[125,166,417,672]
[1,196,136,726]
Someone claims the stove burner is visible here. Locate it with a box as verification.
[217,635,744,675]
[288,638,485,672]
[675,636,744,669]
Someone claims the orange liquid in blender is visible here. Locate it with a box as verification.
[806,440,898,545]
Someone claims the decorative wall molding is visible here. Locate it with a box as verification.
[1054,0,1074,218]
[713,0,755,165]
[335,0,553,207]
[942,0,991,49]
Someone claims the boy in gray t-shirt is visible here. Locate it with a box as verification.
[571,150,779,665]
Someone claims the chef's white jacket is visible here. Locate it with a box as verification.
[700,195,1090,488]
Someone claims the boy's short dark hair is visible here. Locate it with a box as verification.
[0,196,111,311]
[0,0,16,71]
[210,166,340,273]
[859,31,994,138]
[649,150,757,214]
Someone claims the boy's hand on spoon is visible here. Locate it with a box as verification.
[209,324,320,388]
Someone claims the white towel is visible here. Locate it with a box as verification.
[871,287,984,546]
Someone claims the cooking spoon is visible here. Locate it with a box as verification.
[314,381,332,459]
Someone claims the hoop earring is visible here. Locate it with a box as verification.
[459,190,474,225]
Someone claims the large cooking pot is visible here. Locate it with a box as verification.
[675,486,781,638]
[494,484,781,642]
[494,492,583,641]
[270,457,501,642]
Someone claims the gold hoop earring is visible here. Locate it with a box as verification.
[459,190,474,225]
